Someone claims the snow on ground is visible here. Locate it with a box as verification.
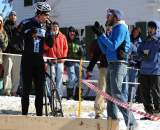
[0,96,160,130]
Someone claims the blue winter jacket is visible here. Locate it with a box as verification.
[138,36,160,75]
[97,23,131,62]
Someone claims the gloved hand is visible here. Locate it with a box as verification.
[46,19,52,33]
[92,21,104,36]
[45,19,54,47]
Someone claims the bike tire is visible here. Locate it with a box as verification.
[45,72,64,117]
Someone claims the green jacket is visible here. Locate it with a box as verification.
[68,39,81,59]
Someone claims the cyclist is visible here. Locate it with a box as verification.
[17,2,53,116]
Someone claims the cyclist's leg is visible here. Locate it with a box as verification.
[33,62,44,116]
[21,61,32,115]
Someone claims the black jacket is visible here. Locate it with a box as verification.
[87,40,108,72]
[4,19,23,54]
[17,17,53,59]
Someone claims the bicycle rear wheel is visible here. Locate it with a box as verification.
[45,72,63,117]
[51,88,63,117]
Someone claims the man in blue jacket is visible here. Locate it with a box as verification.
[93,9,136,129]
[138,21,160,119]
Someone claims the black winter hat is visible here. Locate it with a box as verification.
[52,21,59,26]
[148,21,157,30]
[9,11,16,17]
[68,26,76,32]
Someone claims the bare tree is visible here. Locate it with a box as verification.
[0,0,13,18]
[47,0,62,20]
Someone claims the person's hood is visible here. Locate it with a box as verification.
[113,20,128,29]
[118,20,128,29]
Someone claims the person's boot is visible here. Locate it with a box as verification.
[107,117,119,130]
[153,106,160,116]
[95,114,102,119]
[67,88,73,100]
[3,89,11,96]
[145,105,154,114]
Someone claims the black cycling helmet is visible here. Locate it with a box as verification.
[34,2,51,15]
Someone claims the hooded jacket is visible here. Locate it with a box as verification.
[4,19,22,54]
[44,32,68,60]
[97,22,131,62]
[138,36,160,75]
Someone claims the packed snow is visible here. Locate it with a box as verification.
[0,96,160,130]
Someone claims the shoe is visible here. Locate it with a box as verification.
[153,109,160,113]
[140,117,151,120]
[95,114,102,119]
[3,90,11,96]
[11,91,17,96]
[129,122,138,130]
[145,106,154,114]
[153,110,160,116]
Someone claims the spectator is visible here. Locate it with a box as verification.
[0,16,8,94]
[93,9,137,129]
[17,2,53,116]
[123,27,142,102]
[65,26,83,99]
[138,21,160,119]
[86,42,108,119]
[44,21,68,98]
[3,11,22,96]
[86,24,110,119]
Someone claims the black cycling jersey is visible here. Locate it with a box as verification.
[18,17,52,57]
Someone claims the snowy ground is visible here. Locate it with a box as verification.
[0,96,160,130]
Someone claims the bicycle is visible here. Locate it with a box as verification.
[43,60,64,117]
